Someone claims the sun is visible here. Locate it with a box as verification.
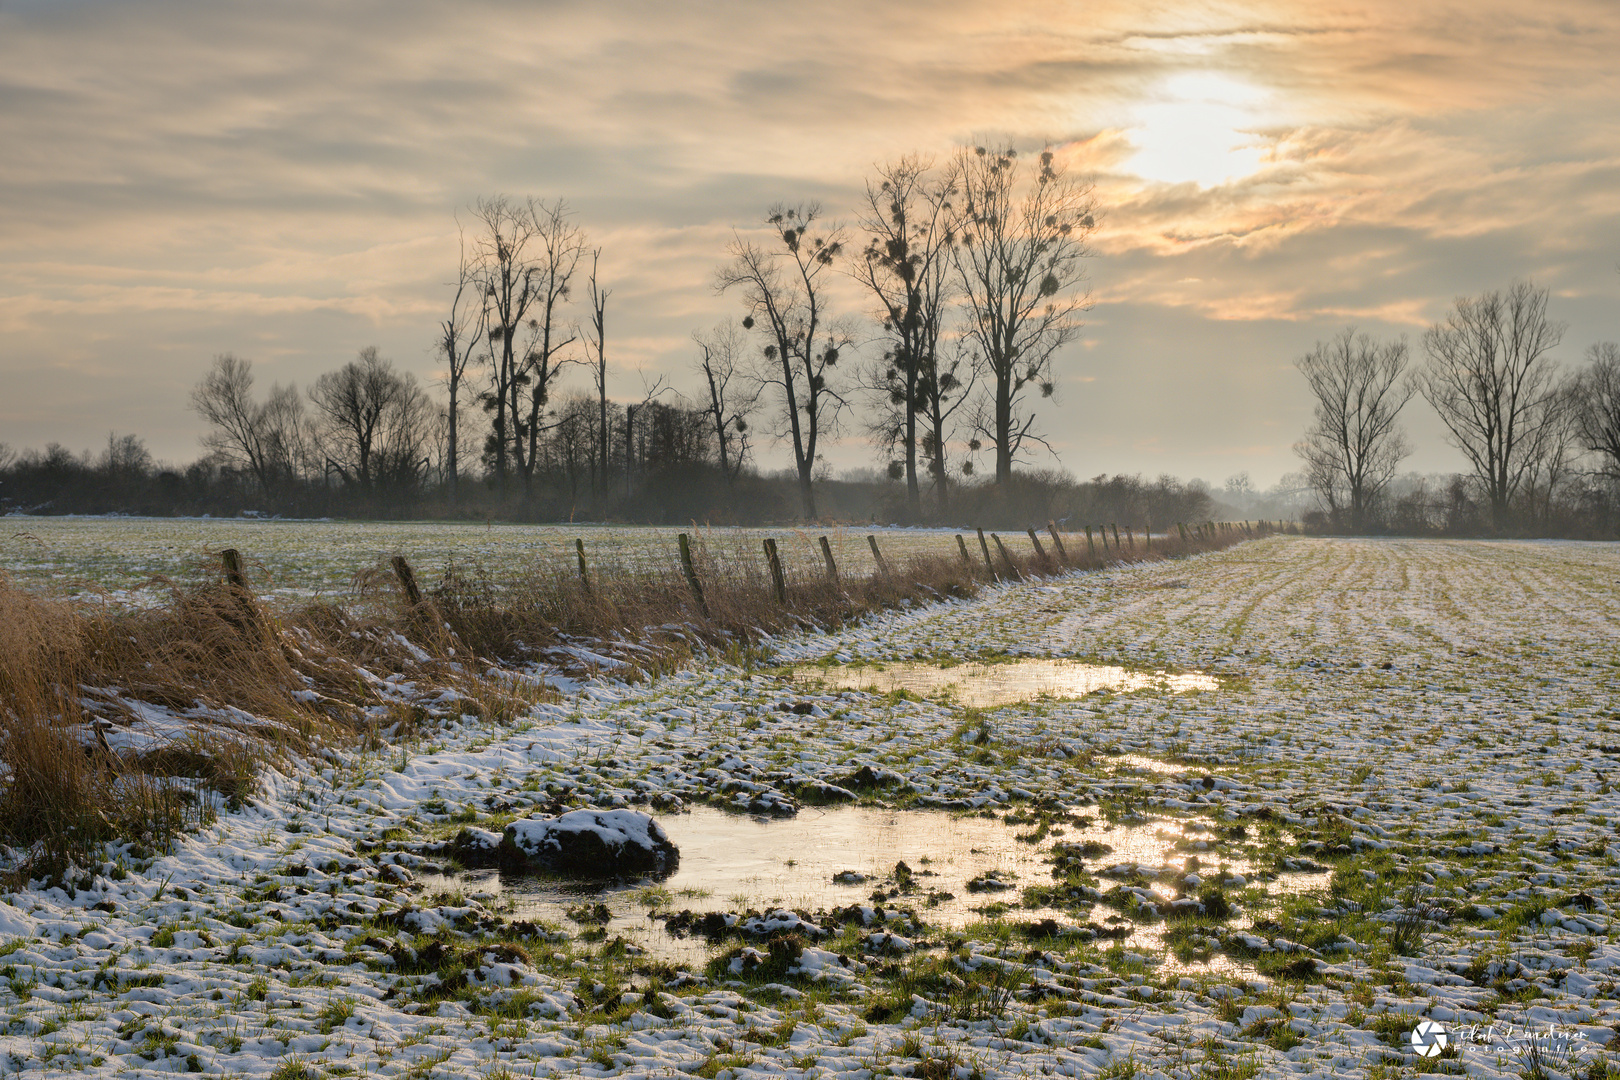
[1127,72,1269,187]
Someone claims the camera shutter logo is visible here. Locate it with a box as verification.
[1411,1020,1449,1057]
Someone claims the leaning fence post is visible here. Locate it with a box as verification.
[956,534,974,568]
[819,535,840,587]
[976,527,998,580]
[575,539,592,595]
[1112,523,1122,548]
[1099,525,1109,552]
[1125,526,1134,549]
[391,555,423,606]
[867,534,891,577]
[677,533,710,619]
[763,538,786,604]
[1085,525,1096,557]
[990,533,1024,582]
[1046,521,1068,561]
[1026,527,1048,565]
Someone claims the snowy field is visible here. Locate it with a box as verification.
[0,517,971,606]
[4,536,1620,1078]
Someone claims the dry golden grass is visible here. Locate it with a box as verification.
[0,522,1264,876]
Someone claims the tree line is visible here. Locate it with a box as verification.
[4,144,1110,527]
[1293,280,1620,536]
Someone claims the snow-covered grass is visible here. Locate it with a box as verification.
[4,536,1616,1078]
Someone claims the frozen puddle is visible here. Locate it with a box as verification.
[417,805,1321,973]
[793,658,1217,706]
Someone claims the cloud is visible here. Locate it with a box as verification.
[0,0,1616,484]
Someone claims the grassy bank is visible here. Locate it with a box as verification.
[0,522,1266,877]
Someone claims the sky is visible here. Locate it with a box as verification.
[2,0,1617,489]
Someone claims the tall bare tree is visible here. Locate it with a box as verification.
[954,145,1097,485]
[437,225,484,509]
[1573,342,1620,480]
[1293,328,1414,531]
[586,248,610,510]
[469,195,540,499]
[511,201,586,500]
[716,204,850,519]
[1418,281,1566,527]
[692,321,759,482]
[853,155,960,519]
[189,353,306,499]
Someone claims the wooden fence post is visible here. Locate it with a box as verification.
[391,555,423,605]
[677,533,709,618]
[991,533,1024,581]
[1112,523,1121,548]
[221,548,249,592]
[819,535,840,587]
[1099,525,1109,552]
[976,528,998,580]
[574,539,592,595]
[763,538,786,604]
[1085,525,1096,556]
[956,534,974,568]
[1046,521,1068,561]
[867,534,891,577]
[1145,522,1152,552]
[1125,526,1134,549]
[1026,527,1048,565]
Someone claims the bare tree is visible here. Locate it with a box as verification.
[692,321,760,481]
[512,200,586,500]
[438,224,485,509]
[308,347,432,498]
[716,204,850,519]
[469,195,539,498]
[954,145,1097,485]
[189,353,306,499]
[1573,342,1620,479]
[920,339,974,515]
[853,155,960,519]
[1292,328,1414,531]
[586,248,609,511]
[1418,281,1566,528]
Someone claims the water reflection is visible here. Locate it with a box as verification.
[794,658,1217,707]
[417,804,1318,975]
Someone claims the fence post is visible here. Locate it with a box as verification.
[976,528,998,581]
[990,533,1024,581]
[391,554,423,606]
[677,533,710,619]
[221,548,249,592]
[218,548,264,637]
[763,538,786,604]
[1046,520,1068,561]
[1145,522,1152,552]
[867,534,891,577]
[956,533,974,568]
[1099,525,1109,552]
[1125,526,1134,549]
[1026,527,1048,565]
[1085,525,1096,557]
[1111,523,1121,548]
[574,539,592,595]
[819,535,840,587]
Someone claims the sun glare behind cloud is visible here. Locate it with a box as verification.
[1126,72,1269,187]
